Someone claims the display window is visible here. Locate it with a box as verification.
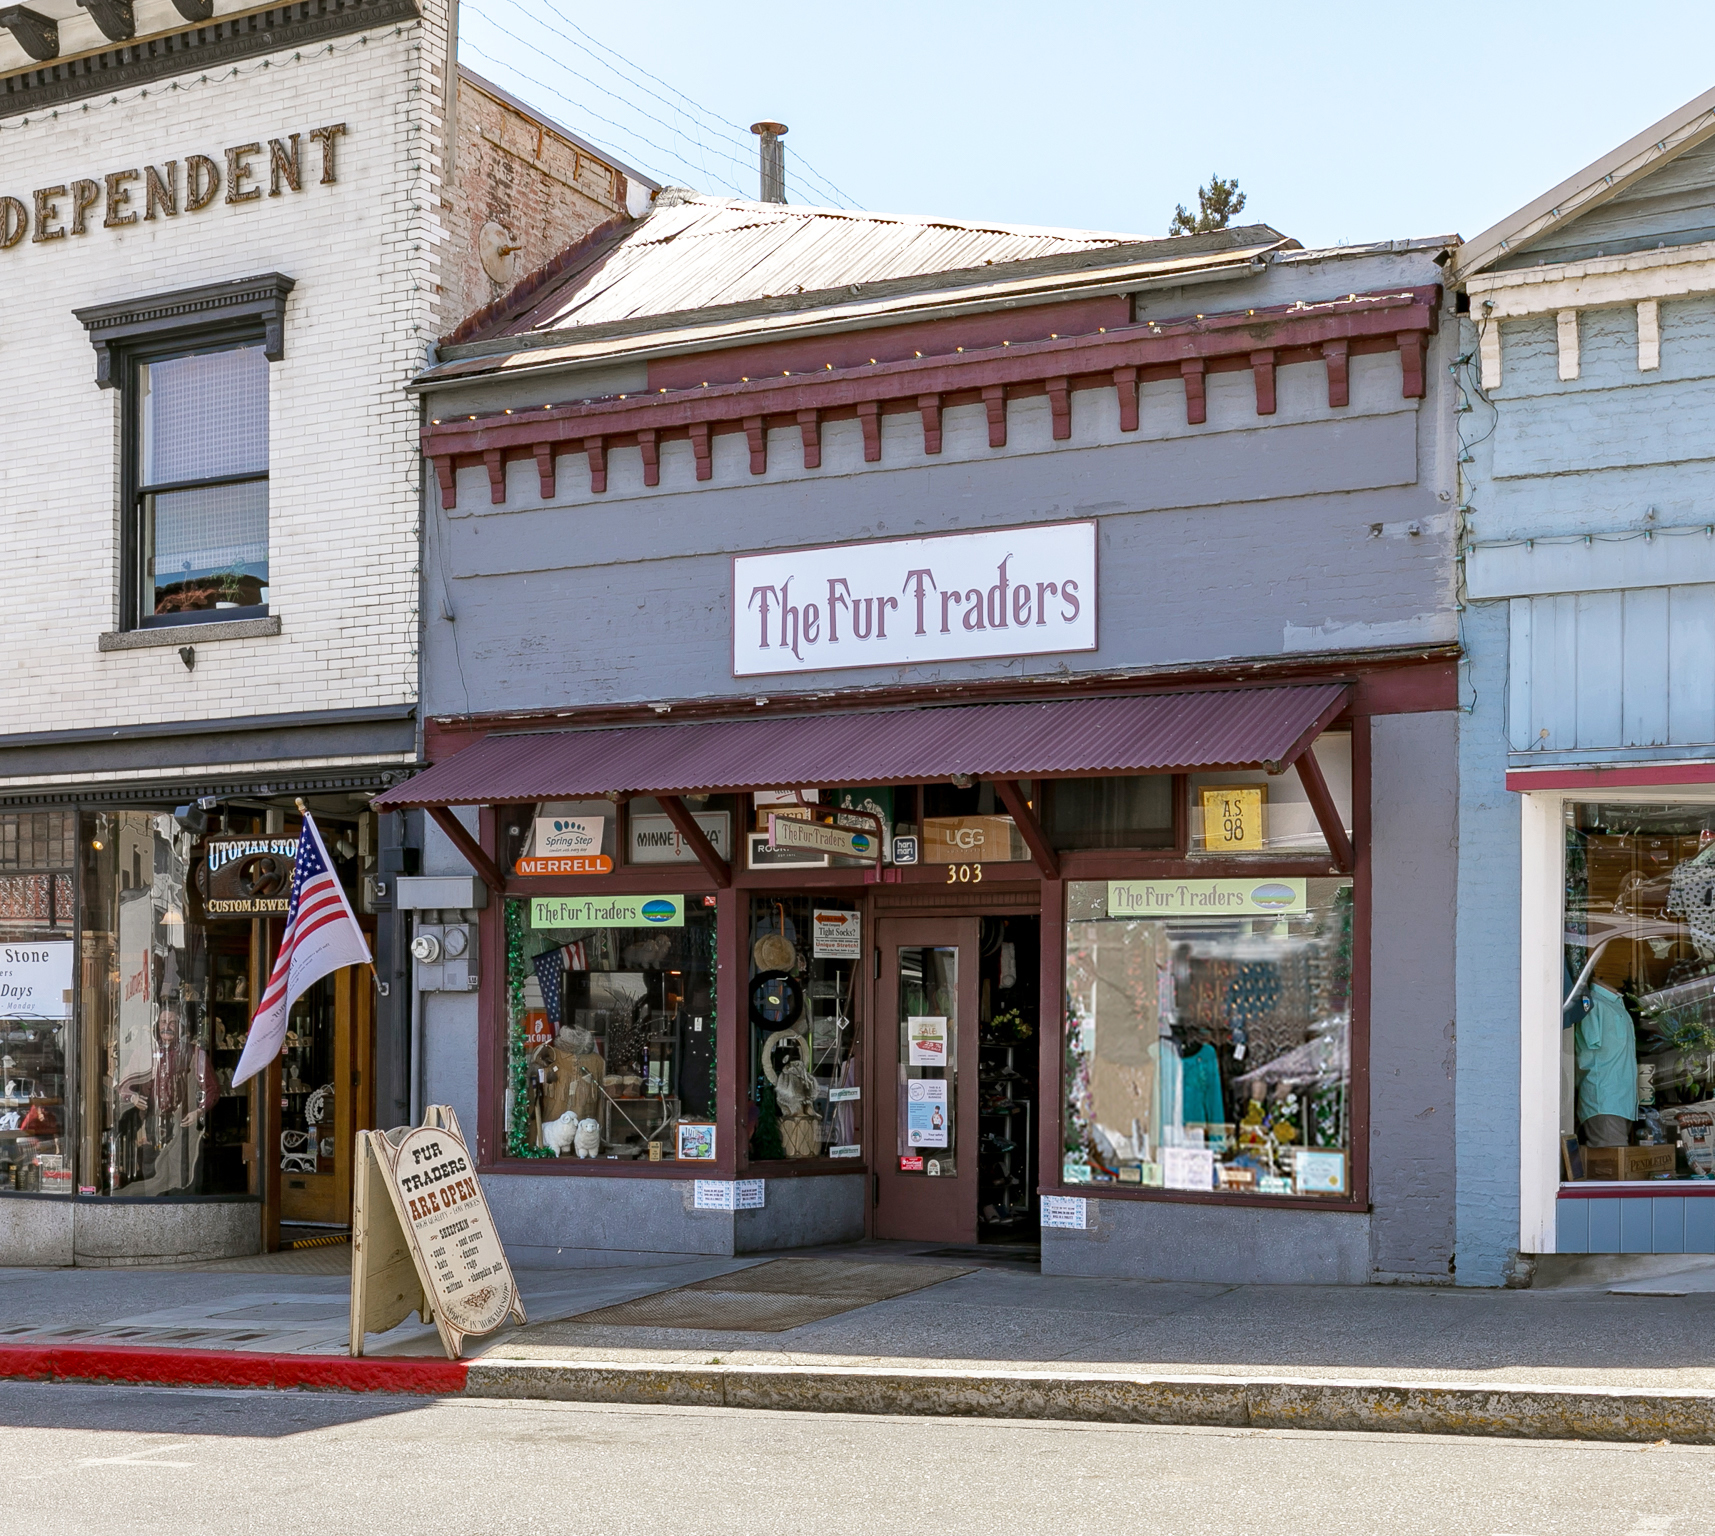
[748,895,863,1162]
[1561,801,1715,1182]
[504,894,717,1162]
[1062,877,1354,1196]
[1188,734,1352,854]
[0,813,75,1194]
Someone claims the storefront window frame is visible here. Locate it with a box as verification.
[469,732,1367,1208]
[1522,783,1715,1256]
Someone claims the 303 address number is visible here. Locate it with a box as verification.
[944,863,984,883]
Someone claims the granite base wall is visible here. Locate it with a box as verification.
[1041,1196,1372,1284]
[0,1196,260,1268]
[481,1172,866,1265]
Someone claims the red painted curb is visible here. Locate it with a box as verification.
[0,1343,469,1396]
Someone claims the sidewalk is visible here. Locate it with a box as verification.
[6,1240,1715,1441]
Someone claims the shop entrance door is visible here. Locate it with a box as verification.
[874,918,980,1242]
[277,964,372,1229]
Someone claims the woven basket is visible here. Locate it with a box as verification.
[780,1113,820,1160]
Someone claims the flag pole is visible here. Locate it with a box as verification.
[296,798,384,991]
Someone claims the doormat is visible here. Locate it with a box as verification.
[561,1258,973,1333]
[921,1245,1040,1265]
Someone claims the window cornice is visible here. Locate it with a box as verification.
[72,271,294,387]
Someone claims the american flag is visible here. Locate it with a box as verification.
[531,940,589,1027]
[232,812,372,1088]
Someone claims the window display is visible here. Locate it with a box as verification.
[1063,877,1353,1195]
[749,896,862,1161]
[82,809,244,1197]
[504,895,716,1161]
[0,813,74,1194]
[1187,734,1352,853]
[1562,801,1715,1181]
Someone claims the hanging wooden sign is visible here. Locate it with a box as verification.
[767,810,883,865]
[349,1105,525,1359]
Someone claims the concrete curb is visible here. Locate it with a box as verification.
[5,1345,1714,1444]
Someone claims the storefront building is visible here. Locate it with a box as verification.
[383,194,1464,1283]
[0,0,649,1262]
[1453,85,1715,1279]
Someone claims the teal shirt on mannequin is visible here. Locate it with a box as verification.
[1575,983,1639,1124]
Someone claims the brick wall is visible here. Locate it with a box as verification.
[437,70,635,335]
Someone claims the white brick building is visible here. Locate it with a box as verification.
[0,0,648,1262]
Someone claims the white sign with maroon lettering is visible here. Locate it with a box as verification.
[732,520,1097,676]
[371,1108,524,1357]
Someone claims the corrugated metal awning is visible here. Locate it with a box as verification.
[374,686,1350,809]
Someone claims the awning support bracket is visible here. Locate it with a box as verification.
[993,779,1059,881]
[426,805,507,897]
[1293,750,1354,874]
[657,794,731,888]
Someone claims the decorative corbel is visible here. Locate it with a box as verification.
[1180,358,1207,425]
[638,427,660,487]
[744,415,767,475]
[434,457,457,511]
[1323,339,1349,408]
[689,421,712,481]
[1397,331,1425,398]
[1046,376,1071,440]
[1250,349,1276,415]
[918,393,943,454]
[1113,366,1138,432]
[483,448,505,505]
[983,384,1007,448]
[858,400,882,462]
[76,0,134,40]
[797,408,820,469]
[585,435,606,493]
[0,6,59,61]
[533,442,555,499]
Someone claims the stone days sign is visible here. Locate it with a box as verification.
[350,1106,525,1359]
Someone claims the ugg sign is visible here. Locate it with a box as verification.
[733,520,1097,676]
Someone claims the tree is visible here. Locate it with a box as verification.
[1170,175,1247,236]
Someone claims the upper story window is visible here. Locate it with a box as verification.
[132,343,270,627]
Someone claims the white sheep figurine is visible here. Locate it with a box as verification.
[539,1110,579,1156]
[573,1117,601,1158]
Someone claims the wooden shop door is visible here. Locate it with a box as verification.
[278,964,373,1228]
[873,917,980,1243]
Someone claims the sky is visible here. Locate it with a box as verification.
[458,1,1715,250]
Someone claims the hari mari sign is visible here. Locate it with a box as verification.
[0,124,346,249]
[733,521,1097,676]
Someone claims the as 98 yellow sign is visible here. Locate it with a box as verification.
[1200,787,1265,852]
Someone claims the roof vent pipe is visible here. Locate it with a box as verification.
[750,121,788,203]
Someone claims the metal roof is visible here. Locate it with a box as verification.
[500,195,1159,335]
[1453,82,1715,282]
[373,686,1351,808]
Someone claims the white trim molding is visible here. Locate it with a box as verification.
[1472,240,1715,389]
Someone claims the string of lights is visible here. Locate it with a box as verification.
[0,27,412,132]
[476,0,859,210]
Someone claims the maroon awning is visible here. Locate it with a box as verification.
[373,685,1350,809]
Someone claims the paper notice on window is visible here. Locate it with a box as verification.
[907,1015,948,1066]
[906,1078,949,1147]
[1162,1147,1215,1191]
[812,908,861,959]
[1040,1196,1088,1230]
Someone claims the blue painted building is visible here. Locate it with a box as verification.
[1454,85,1715,1279]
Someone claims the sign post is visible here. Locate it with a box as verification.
[349,1105,525,1359]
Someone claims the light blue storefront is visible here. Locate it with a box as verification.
[1453,85,1715,1280]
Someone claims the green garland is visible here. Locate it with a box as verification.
[505,897,550,1159]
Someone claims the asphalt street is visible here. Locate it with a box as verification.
[0,1381,1706,1536]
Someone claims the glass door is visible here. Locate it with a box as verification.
[874,917,979,1242]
